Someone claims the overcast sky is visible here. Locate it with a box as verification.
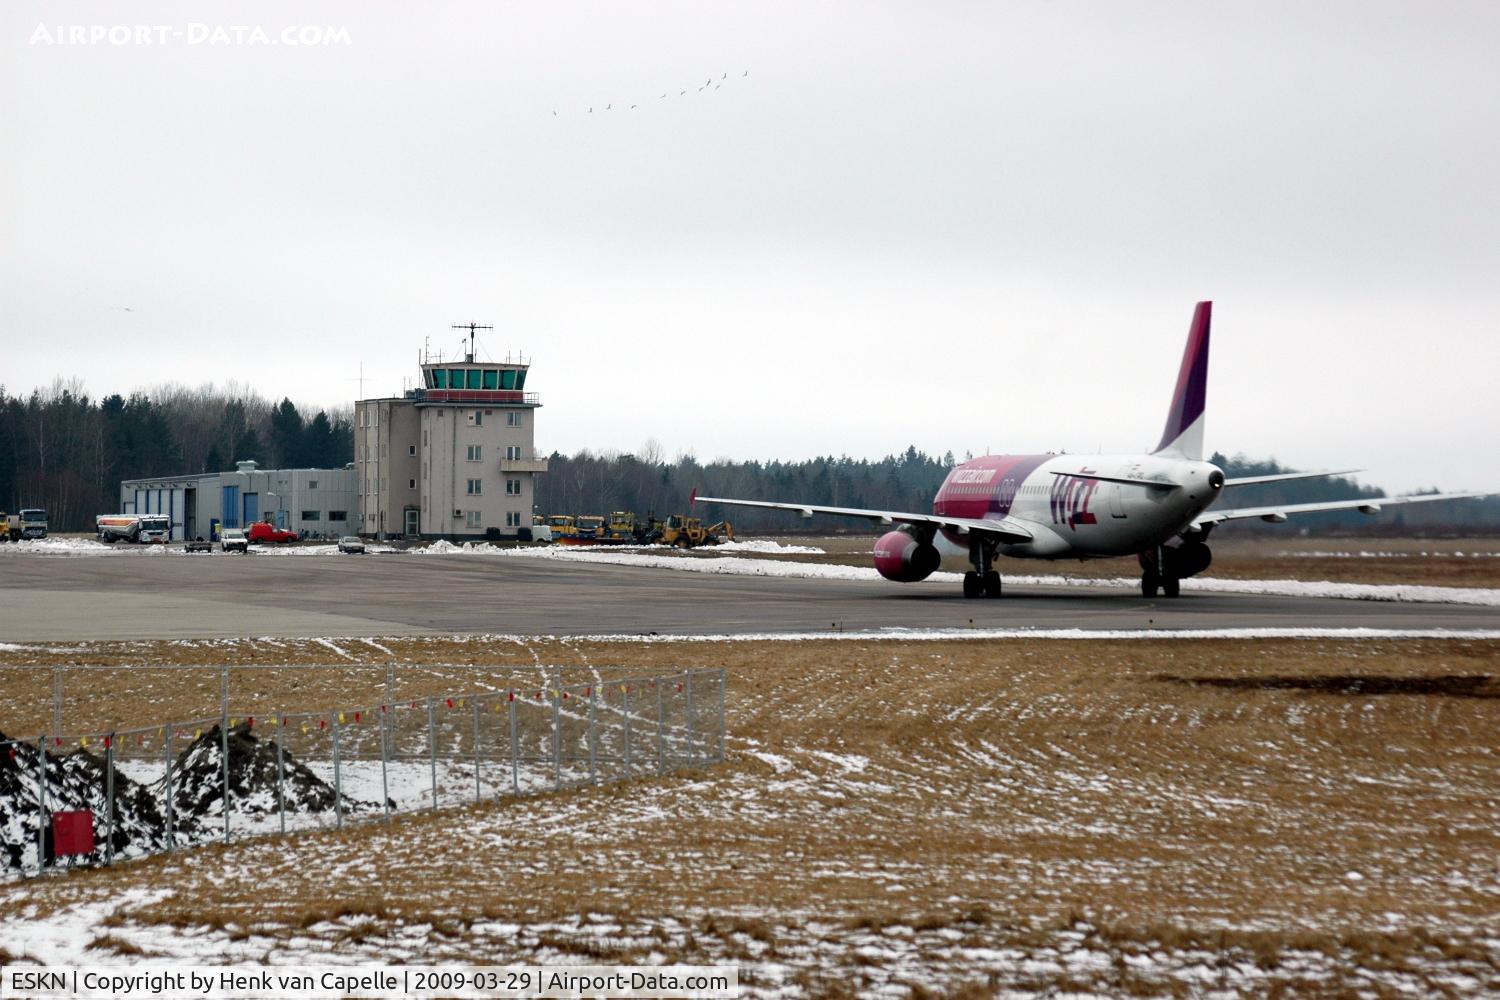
[3,1,1498,493]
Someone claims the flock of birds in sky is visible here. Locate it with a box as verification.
[554,70,748,115]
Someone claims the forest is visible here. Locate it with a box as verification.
[0,380,353,532]
[2,380,1495,534]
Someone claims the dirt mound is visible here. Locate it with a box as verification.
[3,722,379,871]
[2,728,171,868]
[170,721,382,818]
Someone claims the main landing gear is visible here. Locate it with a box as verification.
[1139,539,1212,598]
[963,539,1003,599]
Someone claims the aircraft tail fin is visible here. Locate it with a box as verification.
[1153,301,1211,460]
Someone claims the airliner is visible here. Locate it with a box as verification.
[698,302,1492,598]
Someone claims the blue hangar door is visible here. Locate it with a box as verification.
[244,492,259,526]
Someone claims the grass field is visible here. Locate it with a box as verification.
[4,634,1500,996]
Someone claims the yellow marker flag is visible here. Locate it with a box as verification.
[338,712,346,724]
[195,728,202,739]
[230,718,237,728]
[458,698,466,709]
[80,737,89,748]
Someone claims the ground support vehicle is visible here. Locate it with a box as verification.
[220,528,249,553]
[5,509,48,541]
[247,521,297,544]
[659,515,734,548]
[184,537,212,553]
[605,511,639,541]
[97,514,171,543]
[546,515,577,541]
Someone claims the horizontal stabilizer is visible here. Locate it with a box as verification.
[1224,469,1362,487]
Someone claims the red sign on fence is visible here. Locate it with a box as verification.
[52,811,96,856]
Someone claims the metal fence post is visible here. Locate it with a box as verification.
[105,734,115,866]
[717,669,726,763]
[221,715,231,844]
[332,712,343,831]
[587,687,598,786]
[472,700,482,804]
[656,680,666,775]
[164,728,174,852]
[552,689,562,791]
[686,671,696,767]
[52,667,62,736]
[36,737,48,871]
[275,717,286,836]
[380,708,391,823]
[623,683,632,778]
[427,697,437,811]
[508,693,519,797]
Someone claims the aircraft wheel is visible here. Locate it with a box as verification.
[962,572,983,598]
[983,571,1003,598]
[1141,571,1159,598]
[1162,577,1181,598]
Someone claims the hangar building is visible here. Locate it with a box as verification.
[119,461,358,542]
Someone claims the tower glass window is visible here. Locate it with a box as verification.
[482,369,498,390]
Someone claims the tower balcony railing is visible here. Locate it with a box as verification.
[409,389,541,406]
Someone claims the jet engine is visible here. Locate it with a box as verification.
[873,529,941,583]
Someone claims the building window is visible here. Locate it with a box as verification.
[483,370,498,390]
[308,480,318,490]
[505,445,523,460]
[465,510,482,528]
[328,511,348,522]
[409,445,416,456]
[507,411,523,427]
[467,479,482,495]
[505,478,521,496]
[505,511,521,527]
[302,511,320,521]
[466,445,482,461]
[473,409,483,425]
[409,478,416,489]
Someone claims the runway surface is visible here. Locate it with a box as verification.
[1,551,1496,641]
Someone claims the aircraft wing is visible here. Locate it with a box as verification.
[1192,491,1494,529]
[694,495,1034,544]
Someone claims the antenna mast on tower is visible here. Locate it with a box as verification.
[452,322,493,363]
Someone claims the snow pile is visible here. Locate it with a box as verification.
[0,538,115,556]
[712,539,826,555]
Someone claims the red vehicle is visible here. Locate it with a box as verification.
[246,521,298,544]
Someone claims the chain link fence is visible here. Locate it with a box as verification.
[0,667,724,875]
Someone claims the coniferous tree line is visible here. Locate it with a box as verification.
[0,380,353,531]
[2,380,1494,535]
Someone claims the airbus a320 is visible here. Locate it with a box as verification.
[698,302,1492,598]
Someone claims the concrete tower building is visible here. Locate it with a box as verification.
[355,346,547,540]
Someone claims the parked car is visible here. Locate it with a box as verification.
[220,528,249,553]
[246,521,298,544]
[337,535,365,554]
[184,536,212,553]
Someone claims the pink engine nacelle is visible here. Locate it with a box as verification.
[873,530,941,583]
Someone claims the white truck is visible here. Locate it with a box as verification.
[4,508,48,541]
[96,513,171,543]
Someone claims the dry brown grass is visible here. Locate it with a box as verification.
[4,635,1500,993]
